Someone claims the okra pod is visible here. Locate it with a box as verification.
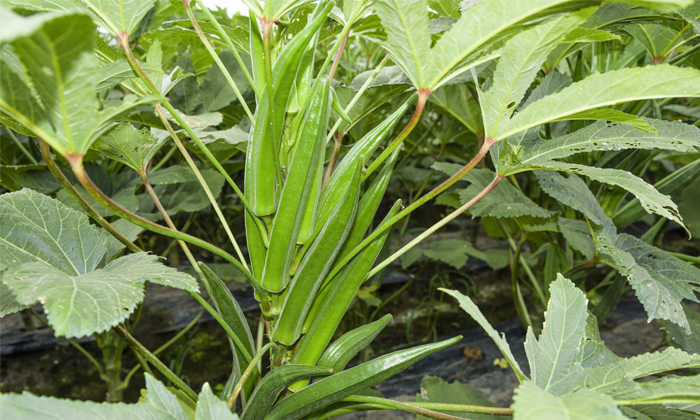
[272,160,363,345]
[335,147,401,266]
[266,336,462,420]
[295,201,401,370]
[240,365,333,420]
[315,94,416,232]
[262,76,331,292]
[245,1,332,217]
[317,315,393,372]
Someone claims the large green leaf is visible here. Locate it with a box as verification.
[0,10,158,157]
[536,171,700,331]
[624,21,694,59]
[0,0,89,14]
[0,189,197,337]
[525,274,589,393]
[611,375,700,405]
[496,65,700,140]
[513,118,700,168]
[481,11,587,138]
[91,123,167,172]
[512,382,626,420]
[0,281,29,317]
[0,188,112,275]
[0,374,239,420]
[558,217,594,260]
[375,0,693,89]
[81,0,157,35]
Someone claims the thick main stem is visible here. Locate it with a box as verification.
[113,325,198,402]
[40,140,142,254]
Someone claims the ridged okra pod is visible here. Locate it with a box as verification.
[261,76,331,292]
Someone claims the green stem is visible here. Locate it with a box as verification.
[122,311,204,390]
[151,145,177,172]
[66,154,253,283]
[30,309,105,380]
[183,1,255,123]
[341,395,513,419]
[112,325,198,402]
[155,103,250,271]
[6,128,37,164]
[139,170,204,279]
[193,0,260,96]
[228,342,275,408]
[670,252,700,265]
[500,220,546,307]
[366,175,504,279]
[362,89,430,181]
[187,291,254,365]
[119,34,251,231]
[40,140,142,254]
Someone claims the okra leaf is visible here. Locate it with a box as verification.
[0,189,196,337]
[0,281,29,317]
[481,11,589,138]
[0,189,113,276]
[611,375,700,405]
[515,119,700,169]
[528,162,685,230]
[621,405,700,420]
[0,374,230,420]
[624,21,693,59]
[0,10,160,157]
[524,274,589,393]
[512,382,626,420]
[658,304,700,354]
[195,382,240,420]
[91,123,168,172]
[0,0,89,15]
[558,217,595,260]
[537,171,700,331]
[442,288,527,382]
[496,65,700,141]
[81,0,157,36]
[201,50,251,112]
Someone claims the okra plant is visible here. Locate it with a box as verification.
[1,0,700,418]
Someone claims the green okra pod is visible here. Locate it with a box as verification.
[245,1,332,217]
[335,147,401,266]
[266,336,462,420]
[272,160,363,346]
[288,315,392,391]
[317,315,393,372]
[296,201,401,366]
[262,76,331,292]
[314,93,417,234]
[240,365,333,420]
[245,210,268,280]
